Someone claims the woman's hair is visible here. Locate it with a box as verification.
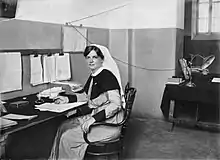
[83,45,104,60]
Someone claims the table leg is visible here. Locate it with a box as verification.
[169,100,175,132]
[0,134,8,159]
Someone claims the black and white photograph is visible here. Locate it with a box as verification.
[0,0,220,159]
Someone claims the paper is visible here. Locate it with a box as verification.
[0,117,17,129]
[212,77,220,83]
[2,114,38,120]
[43,55,56,83]
[55,53,71,81]
[52,81,83,92]
[0,52,22,93]
[30,55,43,86]
[38,87,64,99]
[63,26,87,52]
[35,101,87,113]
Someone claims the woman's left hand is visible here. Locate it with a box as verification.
[81,117,95,133]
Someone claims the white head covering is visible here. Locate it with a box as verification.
[90,44,125,108]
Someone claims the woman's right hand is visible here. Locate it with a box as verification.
[54,96,69,104]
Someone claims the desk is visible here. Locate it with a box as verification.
[0,94,86,159]
[160,73,220,131]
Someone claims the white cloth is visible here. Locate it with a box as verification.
[90,44,125,107]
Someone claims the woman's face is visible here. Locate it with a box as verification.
[85,50,103,73]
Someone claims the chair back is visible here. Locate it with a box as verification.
[120,83,137,138]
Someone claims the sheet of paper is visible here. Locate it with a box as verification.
[38,87,64,99]
[63,26,87,52]
[0,117,17,129]
[0,52,22,93]
[55,53,71,81]
[2,114,38,120]
[35,101,87,113]
[30,55,43,86]
[212,77,220,83]
[43,55,56,83]
[52,81,83,91]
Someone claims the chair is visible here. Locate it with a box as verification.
[83,83,137,159]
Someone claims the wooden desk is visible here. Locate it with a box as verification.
[0,94,86,159]
[160,74,220,131]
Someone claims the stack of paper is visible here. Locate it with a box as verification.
[2,114,38,120]
[38,87,64,99]
[35,101,87,113]
[52,81,83,92]
[0,117,17,129]
[211,77,220,83]
[166,78,184,85]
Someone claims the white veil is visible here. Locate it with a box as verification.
[90,44,125,108]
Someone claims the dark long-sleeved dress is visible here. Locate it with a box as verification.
[49,69,124,160]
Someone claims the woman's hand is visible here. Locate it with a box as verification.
[81,117,95,133]
[54,96,69,104]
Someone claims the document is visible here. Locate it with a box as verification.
[30,55,43,86]
[35,101,87,113]
[55,53,71,81]
[0,52,22,93]
[0,117,17,129]
[2,114,38,120]
[43,55,56,83]
[211,77,220,83]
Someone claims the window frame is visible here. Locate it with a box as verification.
[191,0,220,40]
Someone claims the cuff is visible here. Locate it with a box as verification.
[92,110,106,122]
[77,105,92,116]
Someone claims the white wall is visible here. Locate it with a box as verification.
[16,0,185,29]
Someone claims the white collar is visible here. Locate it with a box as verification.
[91,67,104,77]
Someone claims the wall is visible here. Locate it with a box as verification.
[108,0,185,118]
[184,0,220,74]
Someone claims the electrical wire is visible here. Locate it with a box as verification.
[66,2,132,24]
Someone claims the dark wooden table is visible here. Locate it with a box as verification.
[0,94,86,159]
[160,73,220,131]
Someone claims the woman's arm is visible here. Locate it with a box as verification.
[92,89,121,122]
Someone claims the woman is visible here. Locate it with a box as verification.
[49,44,125,160]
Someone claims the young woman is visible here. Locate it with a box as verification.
[49,44,125,160]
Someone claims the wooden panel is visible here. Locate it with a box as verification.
[0,19,61,50]
[87,28,109,46]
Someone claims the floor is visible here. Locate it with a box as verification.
[5,116,220,160]
[122,117,220,159]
